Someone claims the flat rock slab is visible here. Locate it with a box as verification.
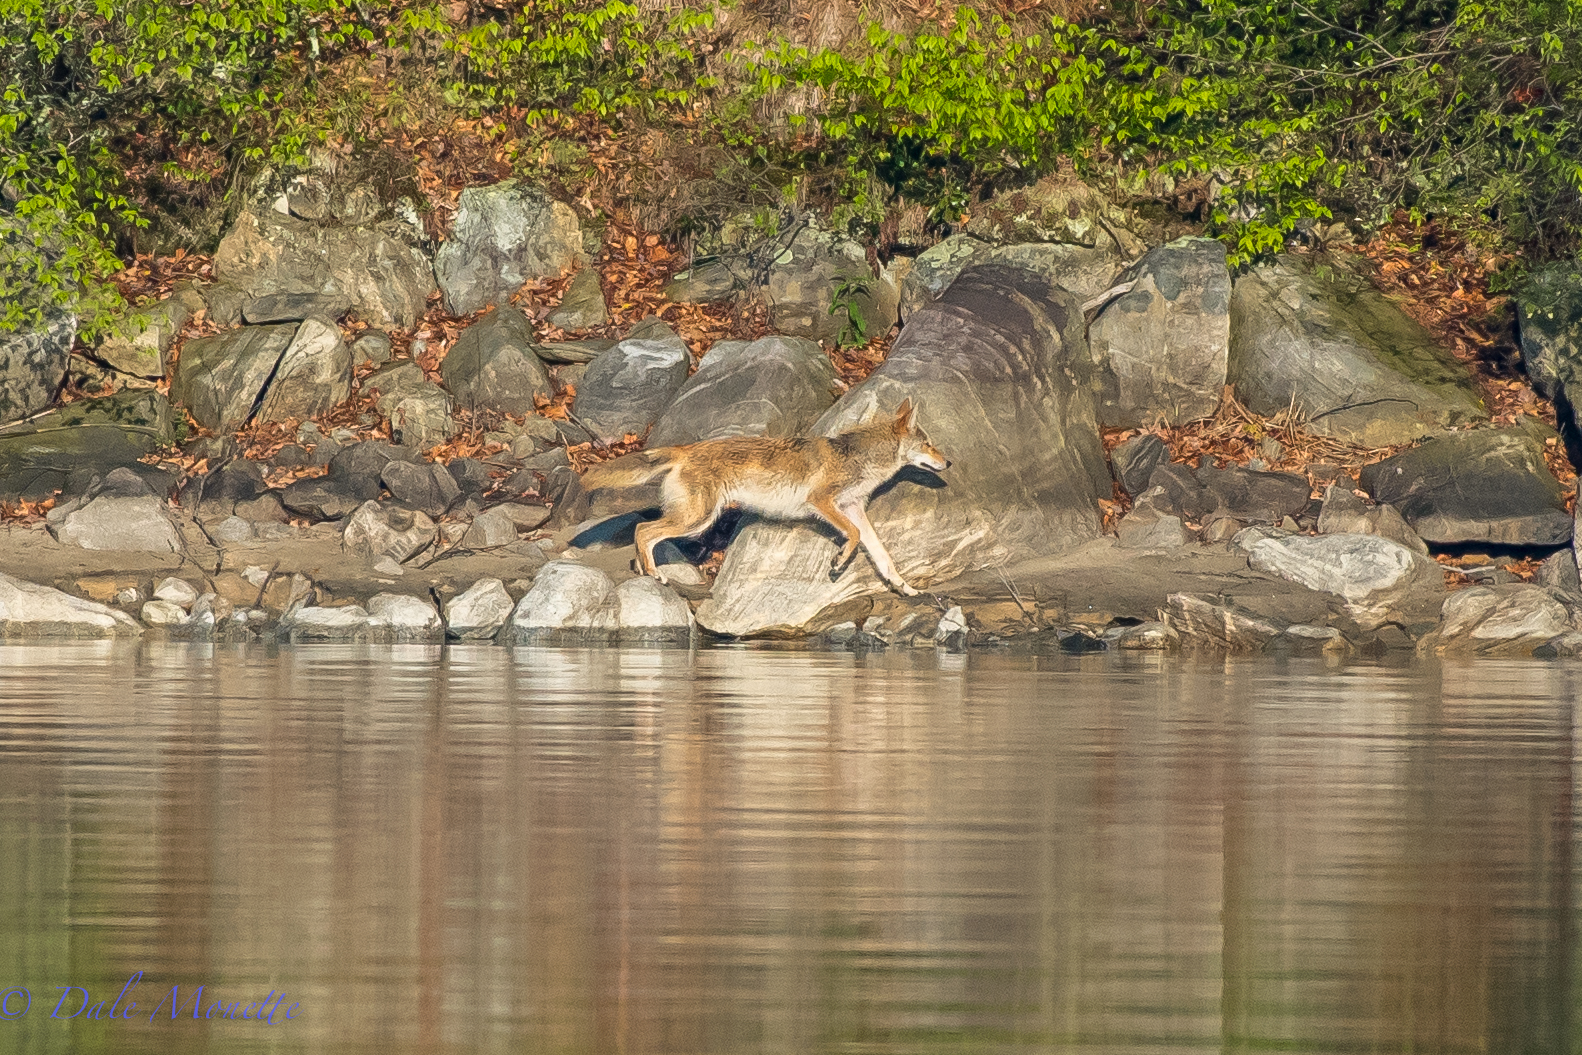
[1229,255,1487,446]
[698,261,1111,637]
[0,570,141,638]
[648,335,838,447]
[1092,236,1230,427]
[1240,531,1440,629]
[50,495,183,553]
[1358,425,1571,546]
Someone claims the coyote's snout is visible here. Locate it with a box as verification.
[580,399,949,596]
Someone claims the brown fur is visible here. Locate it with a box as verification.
[580,400,949,595]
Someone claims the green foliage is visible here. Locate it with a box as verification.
[828,276,869,348]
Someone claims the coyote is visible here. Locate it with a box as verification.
[580,399,950,595]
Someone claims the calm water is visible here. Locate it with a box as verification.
[0,644,1577,1055]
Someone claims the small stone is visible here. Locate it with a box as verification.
[141,599,190,627]
[154,577,201,608]
[213,516,256,544]
[546,267,609,330]
[1115,621,1179,651]
[115,587,142,606]
[351,331,393,365]
[279,605,373,641]
[343,500,437,562]
[242,565,272,588]
[372,555,405,577]
[935,606,968,642]
[461,507,518,549]
[492,503,553,532]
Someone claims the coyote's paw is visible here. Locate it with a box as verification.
[894,581,920,597]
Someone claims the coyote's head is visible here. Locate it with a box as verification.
[892,398,950,472]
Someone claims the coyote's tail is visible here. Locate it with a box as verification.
[579,447,676,493]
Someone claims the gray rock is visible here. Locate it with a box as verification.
[899,235,991,319]
[181,459,268,519]
[364,361,458,450]
[212,516,256,543]
[1316,484,1428,555]
[444,577,515,639]
[0,416,162,503]
[278,605,373,642]
[699,261,1110,637]
[342,500,437,562]
[1534,631,1582,658]
[442,307,554,415]
[1229,255,1487,446]
[1538,548,1582,607]
[766,223,899,341]
[574,329,692,442]
[213,208,433,329]
[367,593,444,641]
[461,507,518,549]
[95,298,189,378]
[1242,532,1438,629]
[434,181,583,316]
[0,305,74,426]
[1195,461,1311,524]
[1516,263,1582,433]
[50,494,183,553]
[380,460,460,517]
[1092,237,1230,427]
[448,457,495,496]
[1358,425,1571,546]
[648,335,838,448]
[0,571,141,638]
[1164,593,1287,652]
[1110,433,1170,497]
[614,576,694,634]
[242,291,352,325]
[546,267,608,330]
[1116,512,1192,549]
[280,473,381,521]
[505,560,619,637]
[978,242,1125,301]
[351,330,392,365]
[663,259,740,303]
[1421,584,1572,655]
[171,323,297,431]
[1142,462,1215,522]
[255,316,352,424]
[493,502,553,532]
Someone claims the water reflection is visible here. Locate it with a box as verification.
[0,645,1576,1054]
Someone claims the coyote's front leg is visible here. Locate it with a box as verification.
[841,501,919,596]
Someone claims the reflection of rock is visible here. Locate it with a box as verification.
[1358,424,1571,546]
[434,181,583,315]
[1229,255,1487,445]
[699,262,1109,637]
[1091,237,1230,427]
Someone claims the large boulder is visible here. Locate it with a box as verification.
[573,325,692,442]
[1091,237,1231,427]
[697,261,1110,637]
[0,388,176,503]
[434,181,583,316]
[214,207,434,329]
[1229,255,1487,445]
[648,336,838,447]
[441,307,553,415]
[1357,424,1571,546]
[0,305,74,426]
[171,323,297,431]
[47,471,183,553]
[363,361,457,450]
[765,223,899,341]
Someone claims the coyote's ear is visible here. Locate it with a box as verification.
[893,398,917,432]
